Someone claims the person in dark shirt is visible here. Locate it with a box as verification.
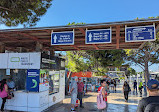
[137,79,159,112]
[77,77,84,108]
[123,81,131,102]
[113,79,117,92]
[133,80,137,94]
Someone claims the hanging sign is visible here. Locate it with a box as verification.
[51,31,74,45]
[86,29,111,44]
[125,25,156,42]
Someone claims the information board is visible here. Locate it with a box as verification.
[86,29,111,44]
[125,25,155,42]
[51,31,74,45]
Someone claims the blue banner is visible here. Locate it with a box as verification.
[125,25,155,42]
[51,31,74,45]
[26,69,40,92]
[86,29,111,44]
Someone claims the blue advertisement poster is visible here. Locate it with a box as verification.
[26,69,40,92]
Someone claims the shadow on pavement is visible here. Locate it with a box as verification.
[114,98,139,104]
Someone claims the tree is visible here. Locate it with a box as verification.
[126,67,137,76]
[65,51,89,94]
[0,0,52,27]
[126,40,159,83]
[85,50,126,75]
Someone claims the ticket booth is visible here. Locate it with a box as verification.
[0,52,65,112]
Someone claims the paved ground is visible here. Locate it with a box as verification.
[49,83,144,112]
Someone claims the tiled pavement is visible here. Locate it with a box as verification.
[49,84,143,112]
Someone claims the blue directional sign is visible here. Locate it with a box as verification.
[86,29,111,44]
[51,31,74,45]
[125,25,156,42]
[26,69,40,92]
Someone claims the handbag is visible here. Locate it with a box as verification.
[97,87,106,110]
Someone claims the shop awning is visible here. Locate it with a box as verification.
[67,71,92,78]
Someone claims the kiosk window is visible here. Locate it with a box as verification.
[0,69,27,91]
[49,71,60,94]
[11,69,27,91]
[40,70,60,94]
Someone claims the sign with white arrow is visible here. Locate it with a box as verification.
[125,25,156,42]
[51,31,74,45]
[86,28,111,44]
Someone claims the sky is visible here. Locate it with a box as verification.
[1,0,159,72]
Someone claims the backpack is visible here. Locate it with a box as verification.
[144,103,159,112]
[97,87,106,110]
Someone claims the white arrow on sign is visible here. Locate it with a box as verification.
[88,33,92,41]
[54,35,57,43]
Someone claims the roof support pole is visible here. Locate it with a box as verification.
[0,43,5,53]
[116,25,120,49]
[49,48,55,56]
[156,24,159,33]
[17,47,27,53]
[36,42,43,52]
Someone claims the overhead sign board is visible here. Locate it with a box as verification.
[125,25,156,42]
[51,31,74,45]
[86,29,111,44]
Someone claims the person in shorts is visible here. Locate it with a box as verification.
[70,77,78,111]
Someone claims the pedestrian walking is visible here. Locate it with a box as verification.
[0,79,8,112]
[139,81,143,97]
[133,80,137,95]
[83,81,86,95]
[137,79,159,112]
[113,79,117,92]
[97,79,109,112]
[123,81,131,102]
[105,80,110,94]
[70,77,78,111]
[77,77,84,108]
[143,82,147,96]
[110,80,114,91]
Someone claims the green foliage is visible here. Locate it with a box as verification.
[127,67,137,76]
[66,49,126,76]
[65,51,89,72]
[119,77,125,80]
[0,0,52,27]
[67,22,85,25]
[86,50,126,67]
[125,42,159,69]
[135,16,159,20]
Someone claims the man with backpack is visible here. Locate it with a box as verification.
[137,79,159,112]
